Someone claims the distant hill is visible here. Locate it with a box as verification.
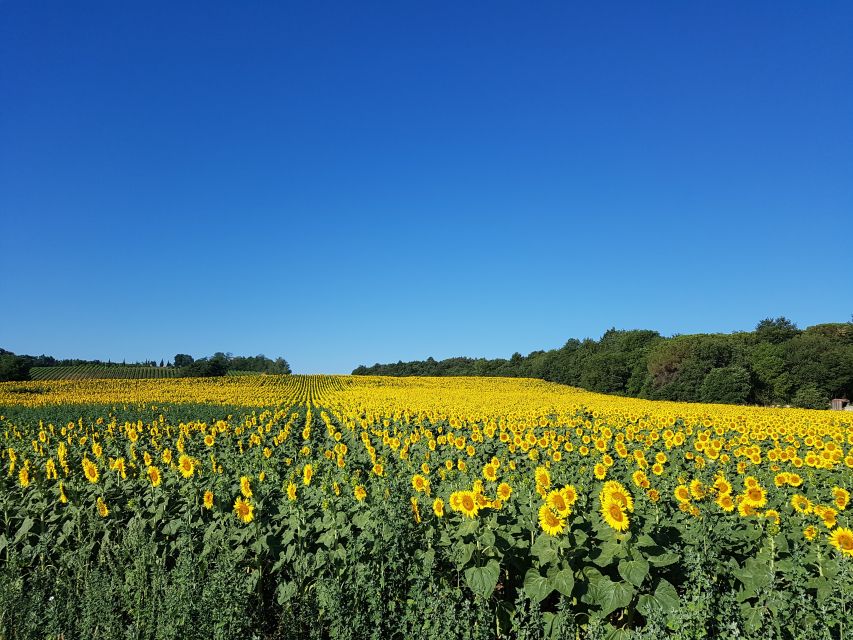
[353,318,853,409]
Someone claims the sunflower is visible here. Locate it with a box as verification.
[18,467,30,488]
[791,494,811,514]
[483,464,498,482]
[412,474,429,494]
[287,482,297,501]
[546,490,570,517]
[764,509,780,526]
[804,525,818,541]
[233,497,254,524]
[689,479,706,501]
[204,434,215,447]
[601,481,634,512]
[433,497,445,517]
[372,463,384,477]
[632,470,650,489]
[829,527,853,557]
[716,494,735,512]
[738,499,758,518]
[713,477,732,495]
[82,458,99,484]
[538,504,566,536]
[833,487,850,511]
[457,491,479,519]
[59,481,68,504]
[594,464,607,480]
[535,466,551,490]
[354,485,367,501]
[143,452,153,467]
[303,464,313,486]
[203,490,214,510]
[240,476,252,498]
[560,485,578,506]
[178,454,195,479]
[96,497,109,518]
[601,498,629,532]
[743,485,767,509]
[162,449,172,464]
[497,482,512,501]
[147,465,162,488]
[820,507,838,529]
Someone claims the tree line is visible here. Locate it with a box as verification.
[352,318,853,409]
[0,349,291,381]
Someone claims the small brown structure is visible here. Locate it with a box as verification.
[831,398,850,411]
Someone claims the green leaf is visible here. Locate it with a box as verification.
[647,552,679,567]
[532,533,558,564]
[458,541,475,566]
[588,576,634,617]
[618,558,649,588]
[458,519,479,537]
[524,568,554,602]
[13,517,33,545]
[547,567,575,597]
[464,559,500,599]
[741,604,763,633]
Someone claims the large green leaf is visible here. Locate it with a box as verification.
[547,567,575,597]
[588,576,634,617]
[638,578,680,617]
[618,558,649,588]
[465,559,500,599]
[524,568,554,602]
[13,517,33,545]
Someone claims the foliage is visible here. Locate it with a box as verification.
[1,375,852,639]
[354,319,853,407]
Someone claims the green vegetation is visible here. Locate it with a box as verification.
[29,365,182,380]
[0,350,291,382]
[353,318,853,409]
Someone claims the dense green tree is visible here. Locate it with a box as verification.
[353,319,852,409]
[700,366,751,404]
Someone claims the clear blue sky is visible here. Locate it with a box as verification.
[2,2,851,373]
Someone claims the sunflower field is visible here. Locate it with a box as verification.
[1,375,852,640]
